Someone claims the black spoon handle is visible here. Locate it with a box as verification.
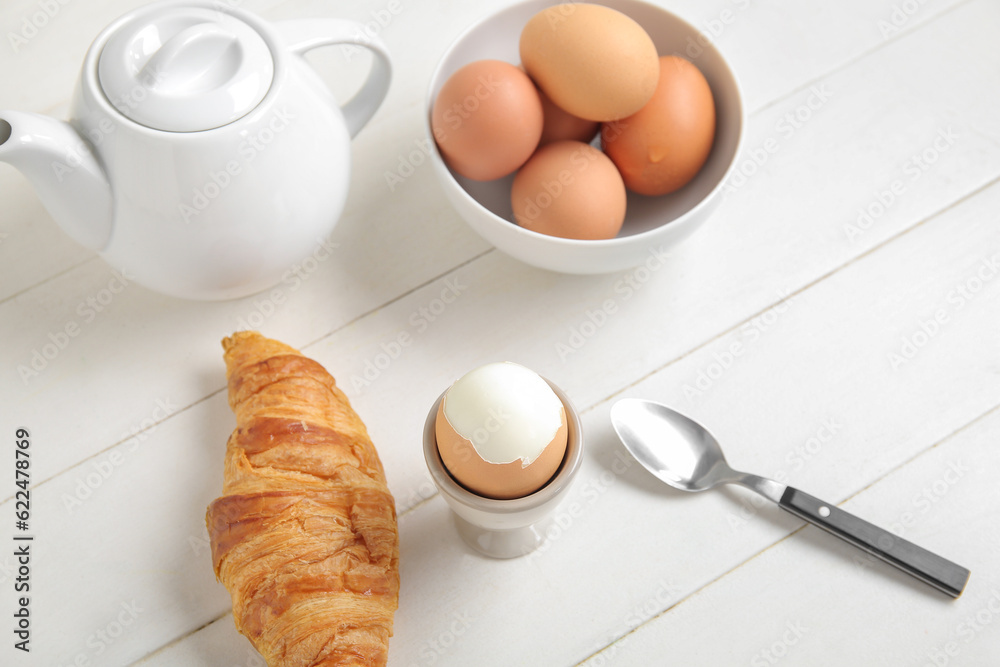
[779,487,970,598]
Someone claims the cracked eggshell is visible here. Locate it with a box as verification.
[435,363,569,500]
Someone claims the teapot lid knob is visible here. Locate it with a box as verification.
[98,4,274,132]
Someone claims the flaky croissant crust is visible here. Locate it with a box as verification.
[206,332,399,667]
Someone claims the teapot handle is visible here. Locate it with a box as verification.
[275,19,392,139]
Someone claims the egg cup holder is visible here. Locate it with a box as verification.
[422,379,584,558]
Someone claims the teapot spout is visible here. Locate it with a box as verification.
[0,111,112,250]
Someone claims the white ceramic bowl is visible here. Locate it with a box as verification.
[426,0,744,274]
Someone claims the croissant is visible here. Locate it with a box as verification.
[206,331,399,667]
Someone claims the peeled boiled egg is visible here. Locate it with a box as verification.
[602,56,716,195]
[435,362,568,500]
[431,60,543,181]
[511,140,626,240]
[520,3,659,121]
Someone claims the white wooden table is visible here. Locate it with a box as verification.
[3,0,999,665]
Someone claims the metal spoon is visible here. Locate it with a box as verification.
[610,398,970,598]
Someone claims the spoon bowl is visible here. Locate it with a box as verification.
[611,398,970,598]
[611,398,733,492]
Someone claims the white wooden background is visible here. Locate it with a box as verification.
[2,0,999,665]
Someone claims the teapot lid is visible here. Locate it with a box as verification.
[98,4,274,132]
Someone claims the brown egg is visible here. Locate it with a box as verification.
[431,59,543,181]
[602,56,716,195]
[520,4,659,121]
[511,140,626,240]
[537,85,599,146]
[435,362,569,500]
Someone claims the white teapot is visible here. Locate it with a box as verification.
[0,0,390,299]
